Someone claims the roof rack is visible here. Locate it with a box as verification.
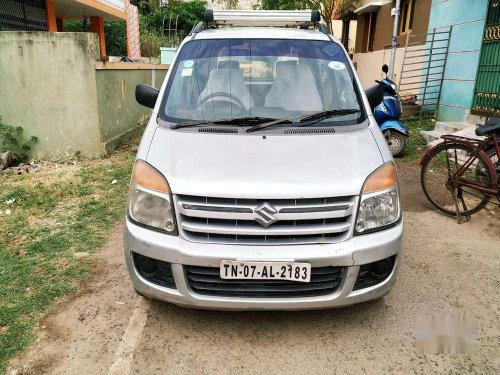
[204,9,321,28]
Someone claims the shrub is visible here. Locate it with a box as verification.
[0,118,38,162]
[104,21,128,56]
[140,29,171,57]
[64,20,128,56]
[139,0,207,42]
[64,1,208,56]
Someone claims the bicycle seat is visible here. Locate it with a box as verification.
[475,117,500,136]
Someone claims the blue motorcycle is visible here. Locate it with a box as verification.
[374,64,409,157]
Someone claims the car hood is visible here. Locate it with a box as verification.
[146,126,384,199]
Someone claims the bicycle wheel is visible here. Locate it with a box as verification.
[421,142,493,216]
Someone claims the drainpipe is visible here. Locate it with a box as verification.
[389,0,401,80]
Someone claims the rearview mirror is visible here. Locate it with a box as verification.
[365,84,384,110]
[136,84,159,109]
[382,64,389,74]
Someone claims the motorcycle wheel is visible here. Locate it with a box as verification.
[384,130,405,157]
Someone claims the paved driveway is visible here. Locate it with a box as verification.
[8,163,500,375]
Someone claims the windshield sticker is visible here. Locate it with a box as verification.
[328,61,346,70]
[321,44,338,57]
[181,68,193,77]
[183,60,194,68]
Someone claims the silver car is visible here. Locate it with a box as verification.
[124,10,403,310]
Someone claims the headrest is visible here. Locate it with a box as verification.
[217,60,240,70]
[275,60,298,75]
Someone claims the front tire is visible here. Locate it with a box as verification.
[384,130,405,157]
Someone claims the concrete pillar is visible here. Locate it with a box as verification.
[45,0,57,32]
[125,1,141,58]
[90,16,106,57]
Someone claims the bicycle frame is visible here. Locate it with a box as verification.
[445,133,499,196]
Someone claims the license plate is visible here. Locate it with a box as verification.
[220,261,311,283]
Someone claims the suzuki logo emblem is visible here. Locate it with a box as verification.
[254,202,278,227]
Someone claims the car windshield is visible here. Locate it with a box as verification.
[160,38,365,126]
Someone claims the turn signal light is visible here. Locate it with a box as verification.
[362,162,398,193]
[131,160,170,193]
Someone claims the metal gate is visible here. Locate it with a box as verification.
[0,0,48,31]
[472,0,500,116]
[398,27,452,119]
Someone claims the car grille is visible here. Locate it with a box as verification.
[175,195,355,245]
[185,265,344,298]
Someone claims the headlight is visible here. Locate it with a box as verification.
[391,83,397,91]
[355,162,400,234]
[128,160,176,233]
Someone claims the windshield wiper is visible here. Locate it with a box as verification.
[246,109,360,133]
[171,117,278,130]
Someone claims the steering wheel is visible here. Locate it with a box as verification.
[199,92,246,109]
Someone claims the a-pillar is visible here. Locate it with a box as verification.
[90,16,106,57]
[45,0,57,32]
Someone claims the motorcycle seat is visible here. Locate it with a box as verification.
[475,118,500,137]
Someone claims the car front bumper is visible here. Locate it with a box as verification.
[124,218,403,310]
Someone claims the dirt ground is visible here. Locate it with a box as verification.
[7,162,500,375]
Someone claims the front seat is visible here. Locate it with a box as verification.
[265,62,323,112]
[199,68,254,110]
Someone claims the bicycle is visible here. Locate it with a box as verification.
[420,117,500,223]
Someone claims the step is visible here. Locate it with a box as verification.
[464,113,486,126]
[423,127,485,148]
[435,121,473,134]
[420,130,444,143]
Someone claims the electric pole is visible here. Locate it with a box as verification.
[389,0,401,80]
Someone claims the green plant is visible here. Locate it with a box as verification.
[104,21,128,57]
[0,118,38,163]
[214,0,239,9]
[139,0,207,42]
[140,29,170,57]
[256,0,359,32]
[400,118,435,162]
[64,19,90,32]
[64,20,128,56]
[0,142,136,373]
[65,1,207,56]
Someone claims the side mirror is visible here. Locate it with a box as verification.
[365,84,384,110]
[136,84,159,109]
[382,64,389,74]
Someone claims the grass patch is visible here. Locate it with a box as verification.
[0,144,136,373]
[400,118,435,162]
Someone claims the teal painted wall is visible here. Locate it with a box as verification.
[429,0,489,121]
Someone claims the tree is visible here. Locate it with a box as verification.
[64,20,128,56]
[334,0,360,49]
[315,0,336,33]
[214,0,239,9]
[255,0,301,10]
[257,0,334,31]
[257,0,359,34]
